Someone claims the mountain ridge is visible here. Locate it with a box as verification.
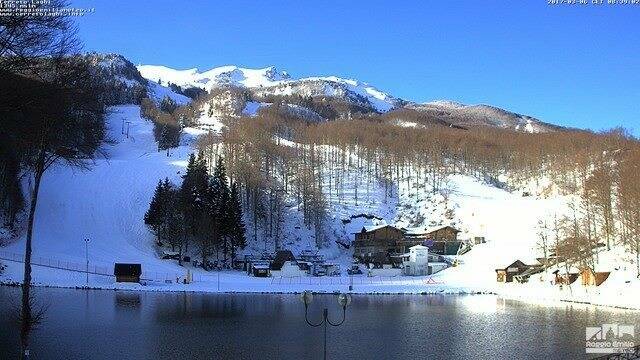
[136,62,563,133]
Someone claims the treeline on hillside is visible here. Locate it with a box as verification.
[256,93,377,120]
[378,108,468,129]
[163,81,206,100]
[194,109,640,275]
[144,155,246,268]
[81,53,149,105]
[537,146,640,276]
[140,96,183,154]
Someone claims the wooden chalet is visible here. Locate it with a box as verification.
[353,224,463,265]
[402,225,462,255]
[580,268,610,286]
[352,224,405,265]
[495,260,534,283]
[114,263,142,283]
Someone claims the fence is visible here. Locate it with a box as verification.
[0,250,186,283]
[0,250,112,276]
[1,250,446,288]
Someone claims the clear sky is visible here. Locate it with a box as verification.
[74,0,639,133]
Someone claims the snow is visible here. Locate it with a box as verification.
[242,101,267,116]
[147,81,191,106]
[137,65,291,90]
[1,105,638,310]
[423,100,466,109]
[394,120,420,128]
[195,102,225,133]
[137,64,398,112]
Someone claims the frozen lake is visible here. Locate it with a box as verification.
[0,287,638,359]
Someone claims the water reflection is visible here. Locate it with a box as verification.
[115,292,141,308]
[0,288,638,360]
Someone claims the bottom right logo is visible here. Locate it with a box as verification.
[586,323,636,354]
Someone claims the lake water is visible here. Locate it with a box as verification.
[0,287,638,359]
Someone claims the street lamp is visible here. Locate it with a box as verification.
[300,291,351,360]
[84,238,89,285]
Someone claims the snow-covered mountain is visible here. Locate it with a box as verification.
[137,64,402,112]
[137,63,562,132]
[82,53,190,106]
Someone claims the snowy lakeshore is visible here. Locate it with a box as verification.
[2,258,639,311]
[1,105,639,312]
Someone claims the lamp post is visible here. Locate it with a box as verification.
[300,291,351,360]
[84,238,89,285]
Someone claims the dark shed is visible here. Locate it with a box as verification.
[271,250,296,270]
[114,263,142,283]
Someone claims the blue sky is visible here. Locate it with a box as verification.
[75,0,639,133]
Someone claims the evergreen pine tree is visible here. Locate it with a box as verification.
[179,153,211,260]
[228,181,246,260]
[144,180,165,244]
[209,158,230,263]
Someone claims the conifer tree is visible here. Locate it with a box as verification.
[144,180,165,244]
[179,153,210,259]
[208,158,231,263]
[228,181,247,260]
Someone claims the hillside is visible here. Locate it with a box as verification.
[0,104,567,288]
[2,103,638,309]
[2,53,639,309]
[409,101,562,133]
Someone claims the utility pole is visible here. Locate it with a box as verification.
[125,121,131,138]
[84,238,89,285]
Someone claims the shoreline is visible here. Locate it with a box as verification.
[2,280,639,312]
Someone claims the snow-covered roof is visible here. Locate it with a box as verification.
[402,225,459,235]
[409,245,428,250]
[362,224,394,232]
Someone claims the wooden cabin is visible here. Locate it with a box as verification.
[114,263,142,283]
[353,224,463,264]
[353,224,405,263]
[403,226,462,255]
[495,260,532,283]
[580,268,610,286]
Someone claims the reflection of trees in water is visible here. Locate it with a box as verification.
[115,292,142,308]
[143,294,300,359]
[152,293,248,322]
[16,288,48,359]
